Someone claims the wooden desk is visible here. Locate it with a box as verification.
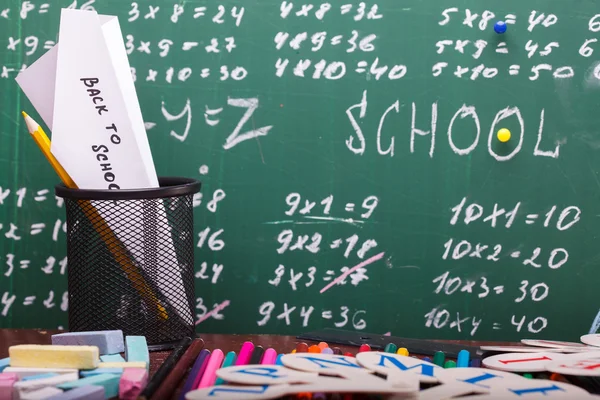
[0,329,511,399]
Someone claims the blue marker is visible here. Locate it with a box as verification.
[423,357,432,363]
[470,358,481,368]
[494,21,507,34]
[275,354,284,366]
[457,350,470,368]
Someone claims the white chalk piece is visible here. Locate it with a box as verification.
[356,351,443,383]
[480,346,566,353]
[581,334,600,348]
[215,365,318,385]
[18,386,63,400]
[437,367,526,390]
[13,372,78,397]
[46,385,105,400]
[3,368,78,379]
[521,339,590,349]
[483,352,568,372]
[546,358,600,376]
[52,330,124,355]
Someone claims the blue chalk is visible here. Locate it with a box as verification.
[494,21,507,34]
[80,368,124,377]
[457,350,470,368]
[52,330,124,355]
[22,372,60,381]
[0,357,9,372]
[470,358,482,368]
[47,385,105,400]
[423,357,432,363]
[57,374,119,398]
[100,354,125,363]
[275,354,284,366]
[125,336,149,367]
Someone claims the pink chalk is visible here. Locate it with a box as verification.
[0,372,18,400]
[197,349,224,389]
[234,342,254,366]
[118,368,148,400]
[261,348,277,365]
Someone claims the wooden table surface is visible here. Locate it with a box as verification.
[0,329,512,399]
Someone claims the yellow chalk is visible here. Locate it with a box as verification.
[9,345,99,369]
[497,128,511,143]
[396,347,409,356]
[98,361,147,369]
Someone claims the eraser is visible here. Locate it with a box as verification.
[46,385,105,400]
[18,386,63,400]
[99,354,125,363]
[22,372,60,381]
[13,372,78,396]
[58,374,119,399]
[0,372,18,400]
[0,358,9,373]
[97,362,146,369]
[125,337,149,367]
[52,331,124,355]
[80,368,123,377]
[4,368,78,379]
[119,368,148,400]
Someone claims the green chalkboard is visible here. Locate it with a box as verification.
[1,0,600,342]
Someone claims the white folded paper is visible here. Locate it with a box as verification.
[15,8,191,323]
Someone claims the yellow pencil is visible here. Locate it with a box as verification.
[22,112,168,320]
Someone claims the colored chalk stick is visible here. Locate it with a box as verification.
[19,387,63,400]
[308,345,321,353]
[214,352,236,386]
[261,348,277,365]
[198,349,225,389]
[321,347,333,355]
[9,345,99,369]
[433,351,445,367]
[444,360,456,369]
[100,354,125,363]
[343,352,354,357]
[47,385,105,400]
[97,362,146,369]
[384,343,397,353]
[332,347,342,355]
[234,342,254,366]
[0,358,8,373]
[423,357,432,363]
[317,342,329,350]
[179,349,210,398]
[295,343,308,353]
[124,336,149,367]
[275,354,284,365]
[57,374,120,398]
[457,350,470,368]
[119,368,148,400]
[0,373,18,400]
[13,372,78,394]
[249,346,265,365]
[358,344,371,353]
[523,373,533,379]
[396,347,409,356]
[80,368,123,377]
[470,358,481,368]
[51,331,124,355]
[22,372,60,381]
[4,368,78,379]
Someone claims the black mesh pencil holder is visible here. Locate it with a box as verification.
[55,177,201,351]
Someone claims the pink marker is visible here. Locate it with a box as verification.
[261,348,277,365]
[197,349,224,389]
[235,341,254,366]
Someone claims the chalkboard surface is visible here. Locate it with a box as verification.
[1,0,600,342]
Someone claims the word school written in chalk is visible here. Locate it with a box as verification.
[345,91,562,160]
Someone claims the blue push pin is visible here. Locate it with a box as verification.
[494,21,507,34]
